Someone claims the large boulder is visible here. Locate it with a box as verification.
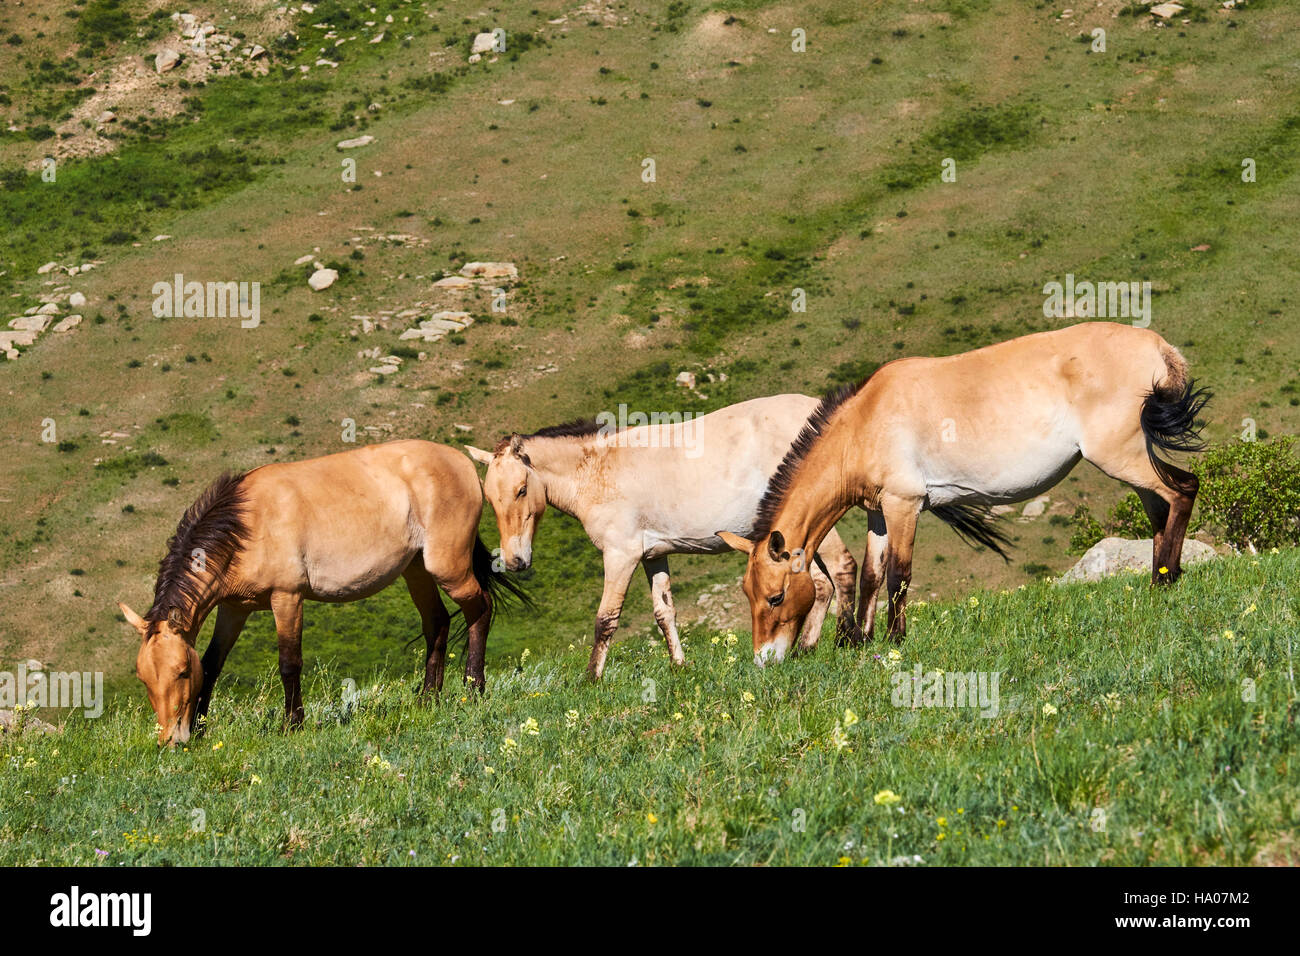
[1056,537,1218,585]
[308,268,338,291]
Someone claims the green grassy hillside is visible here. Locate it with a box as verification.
[1,550,1295,865]
[0,0,1298,703]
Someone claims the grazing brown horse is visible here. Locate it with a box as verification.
[719,323,1210,665]
[118,440,523,746]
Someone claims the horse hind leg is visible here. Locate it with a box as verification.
[643,556,686,666]
[880,495,921,643]
[403,563,451,696]
[1086,442,1199,586]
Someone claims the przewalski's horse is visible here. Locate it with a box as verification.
[466,394,861,680]
[118,440,525,746]
[719,323,1211,666]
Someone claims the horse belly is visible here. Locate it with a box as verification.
[924,428,1081,506]
[302,548,419,602]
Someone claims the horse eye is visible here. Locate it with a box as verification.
[767,593,784,608]
[516,485,527,499]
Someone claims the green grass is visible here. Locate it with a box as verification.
[3,550,1295,865]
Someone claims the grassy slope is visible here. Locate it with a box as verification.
[1,550,1295,865]
[0,0,1298,699]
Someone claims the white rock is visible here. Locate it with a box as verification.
[336,135,374,149]
[676,371,696,389]
[1020,495,1050,519]
[53,315,82,333]
[9,315,50,333]
[0,331,37,349]
[308,268,338,291]
[1149,2,1184,17]
[468,53,482,64]
[68,292,87,308]
[152,235,171,242]
[471,32,497,55]
[1056,537,1217,585]
[97,110,117,124]
[37,302,59,315]
[294,254,315,266]
[37,262,59,275]
[432,275,474,289]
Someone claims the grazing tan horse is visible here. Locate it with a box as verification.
[467,395,861,679]
[118,440,524,746]
[719,323,1210,665]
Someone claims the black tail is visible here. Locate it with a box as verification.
[1140,376,1212,494]
[405,537,533,650]
[931,503,1013,562]
[470,536,532,623]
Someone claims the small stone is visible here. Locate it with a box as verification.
[337,135,374,149]
[53,315,82,333]
[676,371,696,389]
[155,49,182,73]
[471,32,497,55]
[68,292,87,308]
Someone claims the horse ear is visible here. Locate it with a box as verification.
[117,602,147,637]
[767,530,786,561]
[716,531,754,555]
[465,445,493,466]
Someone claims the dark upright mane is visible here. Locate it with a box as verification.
[492,418,602,454]
[146,472,249,628]
[752,381,866,537]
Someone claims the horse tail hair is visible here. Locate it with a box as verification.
[1141,345,1211,495]
[931,503,1013,562]
[404,538,533,651]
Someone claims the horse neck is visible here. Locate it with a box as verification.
[767,407,873,553]
[523,436,593,519]
[165,565,233,645]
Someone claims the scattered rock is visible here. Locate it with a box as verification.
[432,275,475,289]
[459,261,517,279]
[1149,2,1184,17]
[37,262,60,275]
[53,315,82,333]
[471,32,497,55]
[337,134,375,149]
[676,371,696,389]
[9,315,51,333]
[294,254,315,266]
[0,709,58,735]
[1020,495,1050,519]
[155,49,182,73]
[97,110,117,124]
[1056,537,1217,584]
[68,292,87,309]
[308,268,338,291]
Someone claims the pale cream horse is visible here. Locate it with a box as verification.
[118,440,524,746]
[720,323,1210,665]
[467,395,861,679]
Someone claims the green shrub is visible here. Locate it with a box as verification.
[1193,438,1300,551]
[1068,493,1151,555]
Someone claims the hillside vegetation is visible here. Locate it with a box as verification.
[1,549,1295,865]
[0,0,1298,701]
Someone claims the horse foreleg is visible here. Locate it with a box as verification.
[854,510,888,643]
[800,556,834,653]
[881,497,920,644]
[816,527,859,645]
[588,551,639,681]
[270,591,306,728]
[643,556,685,667]
[194,604,250,730]
[404,563,451,697]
